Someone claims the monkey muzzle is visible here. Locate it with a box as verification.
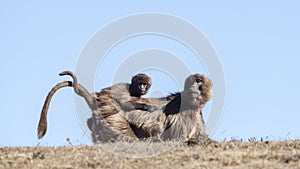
[139,89,147,95]
[139,84,148,94]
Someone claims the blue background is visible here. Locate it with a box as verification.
[1,1,299,146]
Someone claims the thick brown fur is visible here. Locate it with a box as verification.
[37,71,212,143]
[37,71,152,140]
[88,73,212,142]
[123,74,213,142]
[37,71,97,139]
[86,73,153,142]
[162,73,212,141]
[37,81,72,139]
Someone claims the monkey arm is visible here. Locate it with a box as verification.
[109,83,157,112]
[188,110,208,142]
[127,98,155,111]
[129,97,168,112]
[124,109,166,138]
[116,99,146,111]
[118,97,168,112]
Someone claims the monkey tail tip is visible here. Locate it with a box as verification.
[59,71,72,76]
[37,130,46,139]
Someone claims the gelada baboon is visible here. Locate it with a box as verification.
[113,73,212,142]
[37,71,212,143]
[37,71,152,139]
[158,73,212,141]
[87,73,212,143]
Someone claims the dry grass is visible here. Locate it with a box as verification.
[1,140,300,169]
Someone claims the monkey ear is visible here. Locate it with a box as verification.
[148,78,152,88]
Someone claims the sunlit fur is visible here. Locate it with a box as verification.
[37,71,212,143]
[37,71,152,141]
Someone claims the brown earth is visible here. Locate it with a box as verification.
[0,140,299,169]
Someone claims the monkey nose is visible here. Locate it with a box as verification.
[140,85,146,89]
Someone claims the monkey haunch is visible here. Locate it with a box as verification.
[87,76,154,142]
[37,71,152,140]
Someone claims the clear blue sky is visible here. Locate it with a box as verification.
[1,1,300,146]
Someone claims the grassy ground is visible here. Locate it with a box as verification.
[1,140,300,169]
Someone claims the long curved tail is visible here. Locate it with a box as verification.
[37,81,72,139]
[59,71,79,94]
[37,71,97,139]
[59,71,97,110]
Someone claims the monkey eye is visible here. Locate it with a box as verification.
[139,82,148,88]
[195,78,203,83]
